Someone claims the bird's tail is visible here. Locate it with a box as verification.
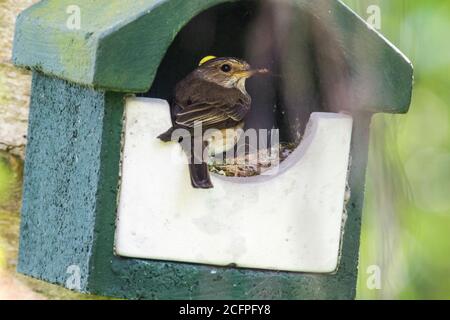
[160,131,213,189]
[188,163,213,189]
[185,137,213,189]
[157,127,176,142]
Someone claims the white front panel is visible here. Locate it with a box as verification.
[115,97,353,273]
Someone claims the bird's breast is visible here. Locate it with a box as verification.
[206,122,245,156]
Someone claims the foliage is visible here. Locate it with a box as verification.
[343,0,450,299]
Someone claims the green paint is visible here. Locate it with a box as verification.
[13,0,412,113]
[12,0,231,91]
[93,0,232,92]
[18,72,108,291]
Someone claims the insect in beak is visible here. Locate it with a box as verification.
[235,68,270,78]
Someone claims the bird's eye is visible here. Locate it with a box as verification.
[221,64,232,73]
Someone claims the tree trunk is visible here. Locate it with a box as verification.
[0,0,38,159]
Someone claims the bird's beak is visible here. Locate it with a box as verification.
[235,68,269,78]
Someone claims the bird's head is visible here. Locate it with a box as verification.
[195,56,268,92]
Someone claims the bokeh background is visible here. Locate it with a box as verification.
[0,0,449,299]
[343,0,450,299]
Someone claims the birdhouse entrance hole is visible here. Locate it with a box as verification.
[143,0,352,171]
[116,0,355,273]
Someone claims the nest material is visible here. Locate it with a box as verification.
[209,142,298,177]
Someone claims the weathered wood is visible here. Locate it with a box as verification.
[13,0,231,92]
[18,72,118,292]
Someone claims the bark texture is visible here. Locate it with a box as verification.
[0,0,38,159]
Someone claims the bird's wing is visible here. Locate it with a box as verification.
[174,79,250,129]
[175,102,249,127]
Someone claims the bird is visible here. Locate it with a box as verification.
[158,56,269,189]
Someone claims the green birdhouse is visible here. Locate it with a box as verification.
[13,0,412,299]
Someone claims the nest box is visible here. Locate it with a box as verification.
[13,0,412,299]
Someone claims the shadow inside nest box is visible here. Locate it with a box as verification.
[141,0,352,149]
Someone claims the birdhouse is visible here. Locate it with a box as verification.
[13,0,412,299]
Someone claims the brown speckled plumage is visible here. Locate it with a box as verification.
[158,57,268,189]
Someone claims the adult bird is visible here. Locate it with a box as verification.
[158,56,268,189]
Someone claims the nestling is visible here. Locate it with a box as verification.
[158,56,269,189]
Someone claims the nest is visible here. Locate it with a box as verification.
[209,142,298,177]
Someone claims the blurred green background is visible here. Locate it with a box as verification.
[343,0,450,299]
[0,0,449,299]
